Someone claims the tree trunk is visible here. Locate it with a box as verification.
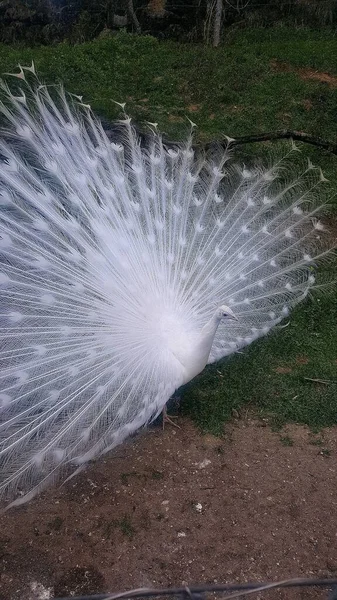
[126,0,141,34]
[213,0,222,46]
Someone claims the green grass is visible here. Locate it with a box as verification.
[118,515,135,539]
[1,28,337,432]
[1,29,337,145]
[279,435,294,447]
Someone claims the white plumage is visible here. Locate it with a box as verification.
[0,64,334,508]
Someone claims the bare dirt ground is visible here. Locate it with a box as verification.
[0,417,337,600]
[270,60,337,87]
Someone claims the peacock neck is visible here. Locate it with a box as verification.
[177,310,222,385]
[196,311,222,364]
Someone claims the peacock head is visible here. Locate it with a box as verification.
[217,305,238,321]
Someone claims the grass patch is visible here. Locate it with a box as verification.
[100,515,136,539]
[279,435,294,447]
[118,515,136,539]
[310,437,324,446]
[120,471,141,485]
[319,448,331,457]
[1,28,337,432]
[151,470,164,480]
[1,29,337,151]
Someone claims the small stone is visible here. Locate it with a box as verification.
[197,458,211,469]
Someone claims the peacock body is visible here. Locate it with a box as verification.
[0,65,334,508]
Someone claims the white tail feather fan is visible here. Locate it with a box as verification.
[0,65,335,509]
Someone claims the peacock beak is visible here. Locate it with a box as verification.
[227,308,239,321]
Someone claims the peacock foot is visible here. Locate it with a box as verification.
[162,405,181,430]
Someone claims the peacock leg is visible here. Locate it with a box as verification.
[162,405,181,430]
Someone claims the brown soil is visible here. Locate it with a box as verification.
[1,418,337,600]
[301,99,314,112]
[187,105,202,113]
[270,60,337,87]
[168,115,185,123]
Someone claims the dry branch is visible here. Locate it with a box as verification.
[224,130,337,156]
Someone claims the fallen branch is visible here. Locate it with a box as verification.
[304,377,337,385]
[104,123,337,157]
[222,130,337,156]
